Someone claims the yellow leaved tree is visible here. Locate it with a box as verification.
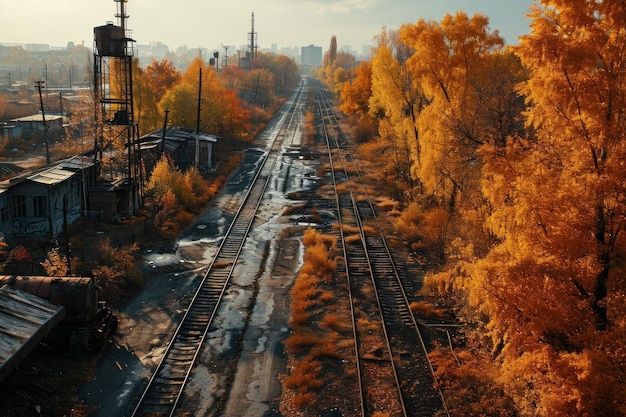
[463,1,626,415]
[159,57,250,140]
[400,12,512,211]
[134,58,181,134]
[368,28,425,201]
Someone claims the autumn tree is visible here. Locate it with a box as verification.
[41,246,69,277]
[241,68,276,109]
[135,58,181,134]
[146,58,181,97]
[325,35,337,68]
[220,65,246,91]
[339,61,373,120]
[159,56,250,140]
[146,157,213,237]
[433,2,626,415]
[400,12,512,211]
[132,63,157,135]
[257,52,300,95]
[339,61,377,143]
[318,35,356,94]
[368,28,425,201]
[91,238,143,297]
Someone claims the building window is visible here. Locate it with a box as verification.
[12,195,26,217]
[34,196,47,217]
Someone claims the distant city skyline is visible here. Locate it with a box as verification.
[2,0,535,54]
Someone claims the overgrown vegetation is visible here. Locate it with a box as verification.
[319,3,626,416]
[0,46,296,302]
[280,228,356,414]
[0,151,241,302]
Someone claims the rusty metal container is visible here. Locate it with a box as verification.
[0,276,98,322]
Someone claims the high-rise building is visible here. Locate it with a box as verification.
[300,44,322,66]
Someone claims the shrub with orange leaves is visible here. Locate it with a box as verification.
[10,245,32,263]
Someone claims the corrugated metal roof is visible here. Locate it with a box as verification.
[26,156,95,185]
[0,285,65,383]
[11,114,64,123]
[0,155,95,189]
[140,126,219,146]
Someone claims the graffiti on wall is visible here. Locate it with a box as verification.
[12,206,80,238]
[13,218,49,237]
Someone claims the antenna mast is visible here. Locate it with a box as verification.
[248,12,257,66]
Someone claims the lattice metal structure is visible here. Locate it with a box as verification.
[93,0,143,210]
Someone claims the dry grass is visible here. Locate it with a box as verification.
[376,197,400,212]
[284,331,325,353]
[334,182,352,194]
[300,245,336,274]
[357,317,380,333]
[302,228,336,246]
[282,359,323,401]
[361,225,377,237]
[292,392,316,409]
[291,273,320,294]
[281,227,351,412]
[334,223,359,235]
[344,233,362,244]
[320,313,342,331]
[310,339,340,358]
[410,301,446,319]
[319,289,335,303]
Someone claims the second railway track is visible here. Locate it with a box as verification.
[315,82,447,416]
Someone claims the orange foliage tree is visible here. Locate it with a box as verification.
[317,35,356,95]
[339,61,372,120]
[368,29,426,202]
[258,52,300,95]
[332,6,626,415]
[146,157,213,237]
[400,12,517,211]
[134,58,181,134]
[159,57,251,140]
[439,2,626,415]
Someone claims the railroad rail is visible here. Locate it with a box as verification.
[130,84,305,417]
[315,82,447,416]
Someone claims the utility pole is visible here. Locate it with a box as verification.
[63,196,72,276]
[161,109,169,157]
[59,92,63,123]
[249,12,257,62]
[35,80,50,164]
[195,68,202,168]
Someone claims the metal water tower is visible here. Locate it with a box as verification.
[93,0,142,209]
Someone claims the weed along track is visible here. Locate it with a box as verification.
[129,83,305,417]
[128,78,446,417]
[315,83,447,417]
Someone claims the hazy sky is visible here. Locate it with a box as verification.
[2,0,535,52]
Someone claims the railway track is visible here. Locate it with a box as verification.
[130,83,305,417]
[315,83,447,416]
